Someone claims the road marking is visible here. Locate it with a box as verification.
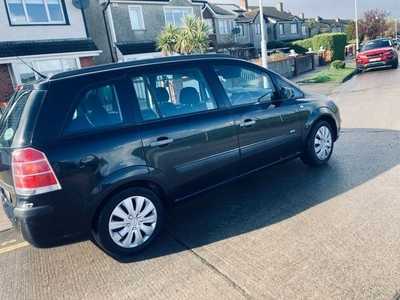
[2,239,17,246]
[0,242,29,254]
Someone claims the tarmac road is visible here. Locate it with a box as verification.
[1,62,400,300]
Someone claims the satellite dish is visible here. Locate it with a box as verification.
[72,0,90,9]
[232,27,240,35]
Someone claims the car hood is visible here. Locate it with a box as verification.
[357,47,394,56]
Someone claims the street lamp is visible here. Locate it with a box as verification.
[259,0,268,68]
[354,0,359,52]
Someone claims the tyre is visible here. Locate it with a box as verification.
[300,120,334,167]
[391,59,398,69]
[93,187,163,257]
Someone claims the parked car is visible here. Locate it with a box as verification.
[356,38,399,73]
[0,54,341,257]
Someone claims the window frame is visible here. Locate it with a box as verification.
[279,23,284,35]
[164,7,193,27]
[5,0,67,25]
[12,57,81,85]
[255,23,261,35]
[128,5,145,30]
[218,20,229,35]
[291,23,298,34]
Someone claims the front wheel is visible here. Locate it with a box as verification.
[93,187,164,257]
[300,120,334,167]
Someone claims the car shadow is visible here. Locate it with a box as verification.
[117,127,400,263]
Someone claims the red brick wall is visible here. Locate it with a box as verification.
[0,64,15,102]
[80,57,95,68]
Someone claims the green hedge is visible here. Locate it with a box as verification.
[290,33,347,61]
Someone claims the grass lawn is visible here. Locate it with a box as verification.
[298,67,356,83]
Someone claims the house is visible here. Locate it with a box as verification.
[309,16,350,37]
[204,2,255,58]
[0,0,101,100]
[88,0,204,64]
[239,1,309,54]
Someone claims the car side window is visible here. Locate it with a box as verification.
[213,65,276,106]
[131,67,218,121]
[64,85,123,135]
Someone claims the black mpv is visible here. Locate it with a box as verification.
[0,54,341,257]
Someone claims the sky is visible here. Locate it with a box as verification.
[212,0,400,20]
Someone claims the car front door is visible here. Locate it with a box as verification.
[130,66,239,202]
[212,64,302,174]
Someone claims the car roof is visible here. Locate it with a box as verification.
[49,54,242,80]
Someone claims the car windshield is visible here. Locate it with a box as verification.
[361,39,391,51]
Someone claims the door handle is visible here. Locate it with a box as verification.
[240,119,256,127]
[150,138,174,147]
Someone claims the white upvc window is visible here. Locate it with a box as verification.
[219,20,229,34]
[129,6,145,30]
[13,58,79,85]
[279,24,284,35]
[255,23,261,35]
[291,23,298,34]
[6,0,65,25]
[164,7,193,27]
[204,19,214,34]
[302,25,307,35]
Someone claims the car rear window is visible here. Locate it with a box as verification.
[0,90,38,148]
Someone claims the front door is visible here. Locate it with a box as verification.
[212,64,302,174]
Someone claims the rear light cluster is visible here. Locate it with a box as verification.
[12,148,61,196]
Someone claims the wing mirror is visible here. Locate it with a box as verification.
[280,87,295,99]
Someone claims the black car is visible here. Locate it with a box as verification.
[0,54,341,257]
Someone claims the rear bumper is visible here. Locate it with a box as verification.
[1,191,88,247]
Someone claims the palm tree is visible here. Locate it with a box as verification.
[175,15,210,54]
[156,23,180,56]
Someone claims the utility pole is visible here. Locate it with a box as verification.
[259,0,268,68]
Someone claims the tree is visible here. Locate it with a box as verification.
[156,16,210,56]
[359,9,390,40]
[156,23,180,56]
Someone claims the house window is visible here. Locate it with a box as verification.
[255,23,261,35]
[164,7,192,27]
[204,19,214,34]
[302,25,307,35]
[291,23,298,34]
[279,24,284,35]
[6,0,65,25]
[219,20,229,34]
[14,58,79,84]
[236,24,244,36]
[129,6,144,30]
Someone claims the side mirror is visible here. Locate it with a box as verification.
[280,87,295,99]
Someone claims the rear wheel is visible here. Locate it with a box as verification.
[93,187,163,257]
[300,120,334,167]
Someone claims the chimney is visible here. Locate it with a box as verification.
[276,2,283,12]
[315,15,320,22]
[239,0,248,11]
[299,12,304,19]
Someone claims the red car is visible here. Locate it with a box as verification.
[356,38,399,73]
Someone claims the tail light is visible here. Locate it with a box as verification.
[12,148,61,196]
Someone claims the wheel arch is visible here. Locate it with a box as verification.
[304,108,339,143]
[88,168,172,232]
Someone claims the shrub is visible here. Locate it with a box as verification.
[331,60,346,69]
[267,40,285,49]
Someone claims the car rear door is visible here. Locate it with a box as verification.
[130,64,240,201]
[211,63,302,174]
